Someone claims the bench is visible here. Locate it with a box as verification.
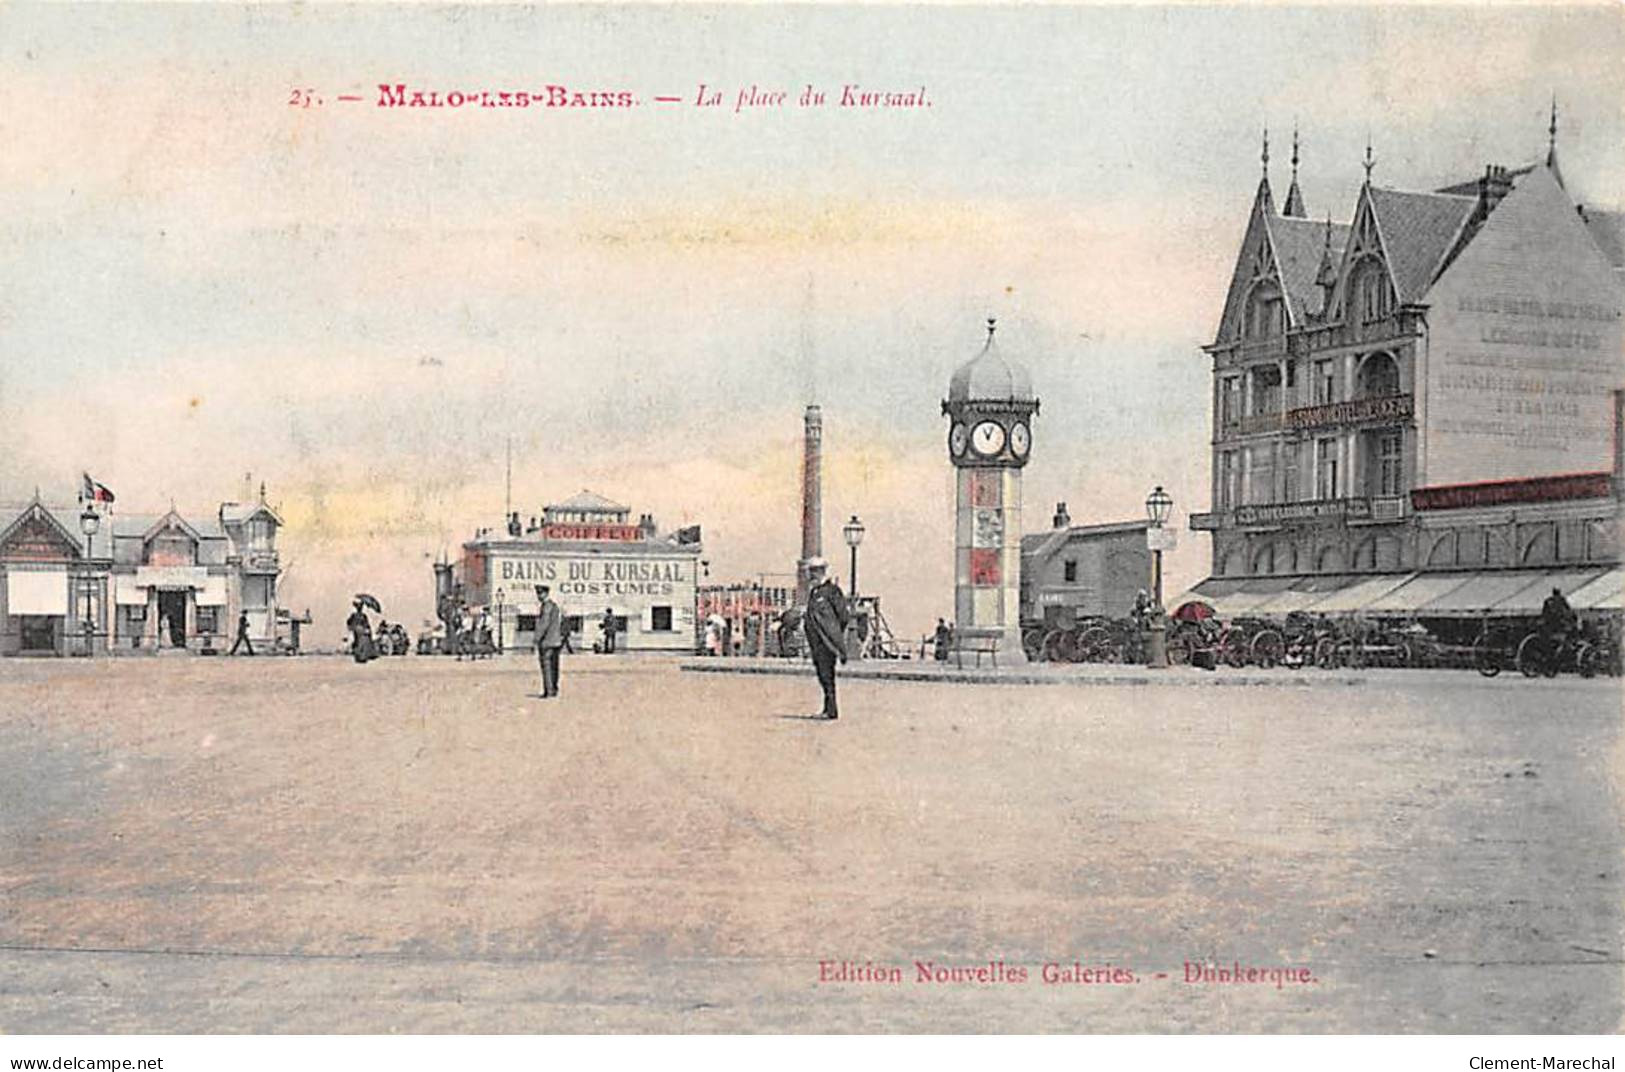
[952,628,1003,670]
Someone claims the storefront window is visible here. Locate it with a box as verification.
[196,607,219,634]
[650,606,673,632]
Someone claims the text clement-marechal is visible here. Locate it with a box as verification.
[839,85,930,108]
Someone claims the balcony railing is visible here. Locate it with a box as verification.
[1236,411,1284,436]
[1286,393,1413,432]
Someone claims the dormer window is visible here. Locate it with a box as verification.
[1243,284,1285,340]
[1350,261,1393,324]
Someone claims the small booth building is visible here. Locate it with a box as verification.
[453,490,702,653]
[0,489,283,657]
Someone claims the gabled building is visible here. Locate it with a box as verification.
[1184,117,1623,621]
[0,485,284,656]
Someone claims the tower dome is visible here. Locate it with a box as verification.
[948,319,1034,404]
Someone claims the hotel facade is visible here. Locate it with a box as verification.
[1182,123,1624,621]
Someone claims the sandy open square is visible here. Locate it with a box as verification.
[0,654,1619,1032]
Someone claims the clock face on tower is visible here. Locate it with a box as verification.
[1010,422,1031,458]
[949,422,968,459]
[971,420,1006,457]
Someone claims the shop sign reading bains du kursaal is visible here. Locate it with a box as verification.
[493,555,692,600]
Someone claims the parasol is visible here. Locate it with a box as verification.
[1171,600,1215,622]
[354,593,383,613]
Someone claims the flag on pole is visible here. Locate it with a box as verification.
[82,473,115,504]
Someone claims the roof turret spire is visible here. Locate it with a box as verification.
[1253,126,1276,215]
[1282,125,1306,217]
[1362,138,1375,184]
[1547,93,1558,167]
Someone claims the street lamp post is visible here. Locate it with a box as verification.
[1145,485,1174,670]
[79,506,100,657]
[495,587,505,654]
[842,514,865,600]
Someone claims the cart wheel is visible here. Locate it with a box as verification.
[1220,629,1250,668]
[1022,628,1046,662]
[1076,626,1114,663]
[1515,634,1545,679]
[1473,632,1502,677]
[1049,629,1080,663]
[1576,641,1598,679]
[1314,636,1338,669]
[1251,629,1284,669]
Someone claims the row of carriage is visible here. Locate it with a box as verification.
[1021,604,1624,678]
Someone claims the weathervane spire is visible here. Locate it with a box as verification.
[1547,93,1559,167]
[1261,126,1270,176]
[1362,138,1375,183]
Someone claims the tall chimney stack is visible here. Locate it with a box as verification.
[796,404,824,605]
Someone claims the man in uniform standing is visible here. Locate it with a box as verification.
[535,584,564,699]
[803,558,849,720]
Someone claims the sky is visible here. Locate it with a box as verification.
[2,3,1622,640]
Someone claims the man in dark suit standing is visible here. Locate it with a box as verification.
[803,558,849,720]
[534,584,564,699]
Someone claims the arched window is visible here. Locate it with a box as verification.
[1356,352,1401,399]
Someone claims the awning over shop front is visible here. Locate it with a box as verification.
[1305,573,1415,614]
[5,568,68,615]
[1413,571,1554,617]
[198,575,228,606]
[1361,573,1477,614]
[1177,565,1623,620]
[1246,574,1358,616]
[1199,577,1299,617]
[1567,568,1625,611]
[1488,568,1610,617]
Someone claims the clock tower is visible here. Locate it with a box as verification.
[942,319,1039,664]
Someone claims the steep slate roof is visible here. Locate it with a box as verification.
[1272,216,1350,322]
[549,489,629,513]
[1579,206,1624,269]
[0,501,86,555]
[219,501,284,526]
[1367,187,1476,303]
[1021,519,1150,559]
[111,512,226,540]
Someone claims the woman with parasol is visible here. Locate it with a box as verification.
[348,593,382,663]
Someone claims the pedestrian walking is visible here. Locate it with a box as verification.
[803,558,849,720]
[535,585,564,698]
[933,618,951,662]
[229,611,255,656]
